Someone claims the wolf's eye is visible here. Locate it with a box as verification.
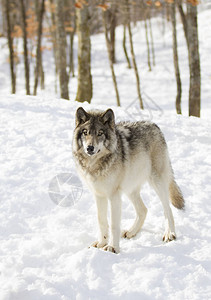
[98,130,104,136]
[82,129,88,135]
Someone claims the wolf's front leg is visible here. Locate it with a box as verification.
[91,195,109,249]
[103,192,122,254]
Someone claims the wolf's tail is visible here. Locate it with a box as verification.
[169,179,185,210]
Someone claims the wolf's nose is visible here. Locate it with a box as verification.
[87,145,94,155]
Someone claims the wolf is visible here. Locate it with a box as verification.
[72,107,184,254]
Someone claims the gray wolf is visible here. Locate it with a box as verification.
[72,107,184,254]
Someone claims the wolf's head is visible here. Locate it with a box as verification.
[73,107,116,157]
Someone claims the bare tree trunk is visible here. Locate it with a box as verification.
[123,25,131,68]
[69,0,76,78]
[144,18,151,72]
[55,0,69,100]
[49,0,58,93]
[33,0,45,95]
[171,0,182,114]
[69,30,75,77]
[5,0,16,94]
[20,0,30,95]
[110,4,117,64]
[177,0,188,46]
[103,10,120,106]
[148,17,155,67]
[75,3,92,103]
[187,3,201,117]
[126,0,143,109]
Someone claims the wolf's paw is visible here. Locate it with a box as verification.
[121,230,136,239]
[90,241,107,249]
[163,232,176,242]
[103,245,119,254]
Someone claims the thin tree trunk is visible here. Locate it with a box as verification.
[145,18,151,71]
[5,0,16,93]
[69,0,76,78]
[177,0,188,46]
[40,57,45,89]
[75,3,92,103]
[110,4,116,64]
[33,0,45,95]
[49,0,58,94]
[148,17,155,67]
[55,0,69,100]
[20,0,30,95]
[103,10,120,106]
[69,31,75,77]
[123,25,131,68]
[187,3,201,117]
[126,0,143,109]
[171,0,182,114]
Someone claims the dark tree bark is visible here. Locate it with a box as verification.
[49,0,58,93]
[177,0,188,46]
[187,3,201,117]
[20,0,30,95]
[126,0,143,109]
[5,0,16,93]
[177,1,201,117]
[75,3,92,103]
[109,4,117,64]
[55,0,69,100]
[123,25,131,69]
[69,0,76,78]
[144,18,151,72]
[103,9,120,106]
[33,0,45,95]
[171,0,182,114]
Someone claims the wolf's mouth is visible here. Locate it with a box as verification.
[86,149,100,156]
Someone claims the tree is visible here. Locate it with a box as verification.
[171,0,182,114]
[108,2,117,64]
[20,0,30,95]
[103,8,120,106]
[186,2,201,117]
[68,0,76,78]
[33,0,45,95]
[5,0,16,94]
[55,0,69,100]
[75,2,92,103]
[144,18,152,72]
[125,0,144,109]
[178,0,201,117]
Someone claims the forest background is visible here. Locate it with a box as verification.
[0,0,207,117]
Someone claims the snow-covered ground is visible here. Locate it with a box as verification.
[0,5,211,300]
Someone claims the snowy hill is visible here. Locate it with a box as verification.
[0,6,211,300]
[0,95,210,299]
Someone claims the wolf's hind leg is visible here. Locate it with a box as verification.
[122,190,147,239]
[151,178,176,242]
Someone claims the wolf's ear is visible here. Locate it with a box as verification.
[76,107,89,127]
[101,109,115,128]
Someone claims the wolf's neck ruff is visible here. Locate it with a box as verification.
[73,150,116,178]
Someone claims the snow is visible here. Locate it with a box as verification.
[0,5,211,300]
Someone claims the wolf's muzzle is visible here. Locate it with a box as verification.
[87,145,95,155]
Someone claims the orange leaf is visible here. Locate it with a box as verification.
[97,4,109,11]
[75,2,83,8]
[155,1,161,7]
[187,0,200,5]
